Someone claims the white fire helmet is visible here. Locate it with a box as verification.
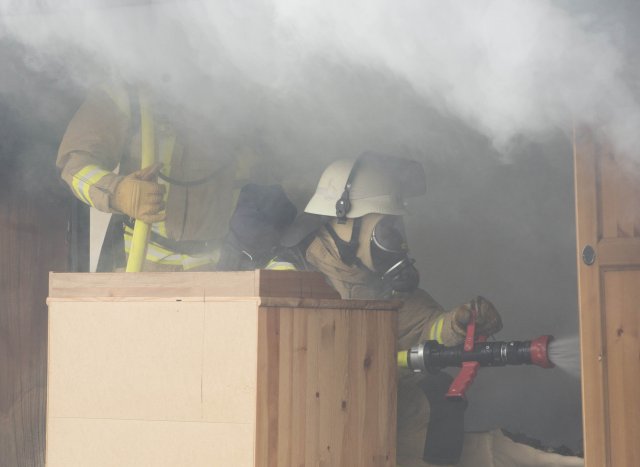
[304,152,426,219]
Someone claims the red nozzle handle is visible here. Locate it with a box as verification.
[447,361,480,399]
[447,300,486,399]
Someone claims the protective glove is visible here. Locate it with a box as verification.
[451,296,503,337]
[111,163,166,223]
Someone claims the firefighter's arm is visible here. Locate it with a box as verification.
[429,296,503,346]
[399,290,502,349]
[57,85,130,212]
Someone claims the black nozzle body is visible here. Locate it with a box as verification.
[408,340,537,373]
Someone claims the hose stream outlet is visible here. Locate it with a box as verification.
[402,335,555,373]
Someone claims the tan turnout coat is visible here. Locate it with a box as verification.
[57,84,240,258]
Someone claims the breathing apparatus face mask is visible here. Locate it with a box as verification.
[323,214,419,298]
[370,216,419,297]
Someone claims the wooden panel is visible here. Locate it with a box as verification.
[48,301,206,421]
[256,306,397,467]
[597,238,640,267]
[574,127,608,466]
[49,271,257,298]
[598,148,640,239]
[257,269,340,299]
[0,185,69,467]
[255,302,280,467]
[46,419,254,467]
[603,270,640,467]
[49,270,339,300]
[47,297,261,466]
[575,126,640,467]
[202,300,260,423]
[47,271,399,466]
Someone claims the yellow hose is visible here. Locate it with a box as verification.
[125,90,155,272]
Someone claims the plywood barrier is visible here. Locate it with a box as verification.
[47,271,400,467]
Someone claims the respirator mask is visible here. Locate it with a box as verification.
[324,214,420,298]
[369,215,419,298]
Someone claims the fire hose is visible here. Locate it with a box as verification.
[125,90,155,272]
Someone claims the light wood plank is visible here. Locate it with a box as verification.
[49,271,256,298]
[48,301,205,421]
[597,238,640,267]
[304,307,322,466]
[603,270,640,467]
[260,296,403,310]
[276,308,294,467]
[598,146,618,239]
[573,126,609,467]
[49,270,342,301]
[46,419,254,467]
[255,307,281,467]
[202,300,259,424]
[290,305,308,467]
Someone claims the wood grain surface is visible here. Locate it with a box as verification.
[256,305,397,467]
[49,269,340,301]
[1,184,69,467]
[574,127,640,467]
[47,271,399,466]
[603,271,640,467]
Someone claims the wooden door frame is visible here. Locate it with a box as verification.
[573,126,640,466]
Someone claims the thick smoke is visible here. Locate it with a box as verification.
[4,0,635,452]
[1,0,639,164]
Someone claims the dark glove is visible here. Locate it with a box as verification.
[452,296,503,337]
[217,184,297,271]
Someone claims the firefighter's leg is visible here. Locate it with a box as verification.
[397,372,466,467]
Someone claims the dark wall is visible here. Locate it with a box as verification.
[0,46,77,467]
[0,181,69,467]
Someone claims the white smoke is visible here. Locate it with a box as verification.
[2,0,606,450]
[1,0,639,163]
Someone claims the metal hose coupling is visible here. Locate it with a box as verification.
[400,335,555,373]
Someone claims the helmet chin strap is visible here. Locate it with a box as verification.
[335,157,363,224]
[324,218,364,268]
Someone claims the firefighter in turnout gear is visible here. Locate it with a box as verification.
[57,82,257,271]
[268,153,502,467]
[217,154,584,466]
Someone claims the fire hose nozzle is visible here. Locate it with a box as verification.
[529,334,554,368]
[401,335,555,373]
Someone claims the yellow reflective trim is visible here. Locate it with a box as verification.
[182,258,215,271]
[124,227,218,268]
[72,165,110,207]
[435,317,445,344]
[265,259,297,271]
[429,316,445,343]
